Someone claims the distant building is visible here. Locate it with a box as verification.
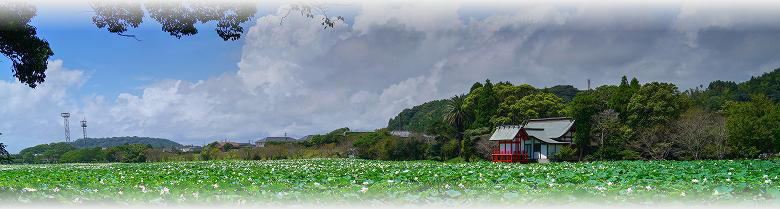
[262,136,300,142]
[489,117,575,163]
[390,131,435,139]
[237,143,254,148]
[298,135,315,141]
[212,141,241,149]
[390,131,412,137]
[178,145,202,152]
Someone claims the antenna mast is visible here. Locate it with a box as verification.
[61,113,71,142]
[587,79,591,90]
[80,117,88,139]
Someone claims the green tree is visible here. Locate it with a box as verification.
[570,90,608,160]
[18,142,75,163]
[0,142,11,164]
[106,144,151,163]
[386,99,449,134]
[59,147,107,163]
[441,138,460,160]
[510,93,566,121]
[629,78,640,91]
[465,79,499,129]
[444,95,471,143]
[609,76,640,119]
[0,3,53,88]
[305,127,349,146]
[469,82,483,93]
[723,94,780,158]
[543,85,579,102]
[626,82,689,127]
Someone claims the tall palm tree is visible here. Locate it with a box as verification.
[443,95,471,142]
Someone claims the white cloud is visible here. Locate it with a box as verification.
[0,60,86,152]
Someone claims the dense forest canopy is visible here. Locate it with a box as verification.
[387,83,578,134]
[689,68,780,111]
[384,68,780,161]
[69,136,182,149]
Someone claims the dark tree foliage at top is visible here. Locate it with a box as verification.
[90,1,258,41]
[69,136,183,149]
[387,99,449,133]
[0,2,53,88]
[689,68,780,111]
[0,143,11,163]
[1,1,343,88]
[543,85,579,102]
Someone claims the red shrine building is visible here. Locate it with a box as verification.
[489,117,575,163]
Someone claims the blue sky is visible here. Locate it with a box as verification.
[0,2,254,100]
[3,0,780,153]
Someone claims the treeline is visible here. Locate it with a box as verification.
[70,136,182,149]
[15,143,154,163]
[5,69,780,164]
[387,68,780,161]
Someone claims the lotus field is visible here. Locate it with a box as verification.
[1,159,779,205]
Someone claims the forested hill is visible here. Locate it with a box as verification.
[70,137,183,149]
[386,82,579,134]
[690,68,780,110]
[386,99,449,133]
[387,68,780,135]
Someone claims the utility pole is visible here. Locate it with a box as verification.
[61,113,71,142]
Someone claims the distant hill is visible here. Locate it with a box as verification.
[691,68,780,110]
[70,137,182,149]
[740,68,780,101]
[543,85,579,102]
[386,83,578,134]
[386,99,449,133]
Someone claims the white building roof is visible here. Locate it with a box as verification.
[488,117,575,144]
[488,125,522,141]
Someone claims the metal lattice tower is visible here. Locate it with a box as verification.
[61,113,71,142]
[80,118,88,139]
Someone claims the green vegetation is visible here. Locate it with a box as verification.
[383,68,780,162]
[723,95,780,158]
[0,159,779,205]
[387,99,449,133]
[18,142,76,164]
[689,68,780,111]
[19,143,152,164]
[70,136,182,149]
[0,143,11,164]
[12,69,780,164]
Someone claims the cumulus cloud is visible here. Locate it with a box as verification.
[4,1,780,152]
[0,60,86,151]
